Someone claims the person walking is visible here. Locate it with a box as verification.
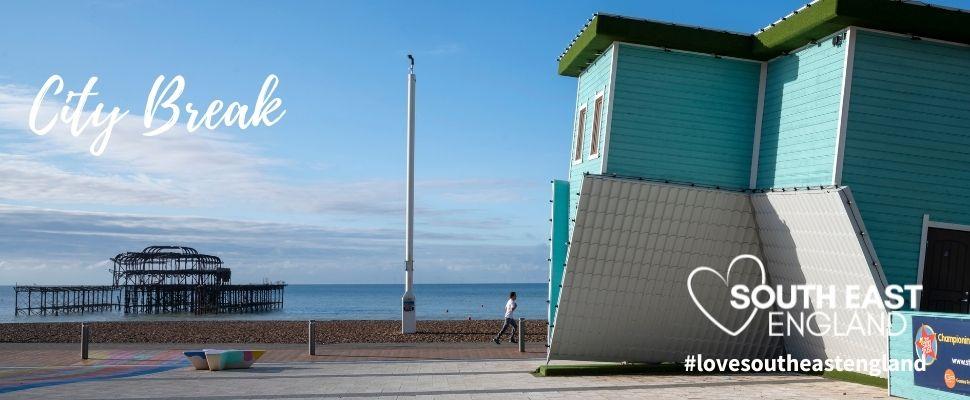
[492,291,518,344]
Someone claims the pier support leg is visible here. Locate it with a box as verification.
[81,323,90,360]
[518,318,525,353]
[308,320,316,356]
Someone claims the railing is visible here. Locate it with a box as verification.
[15,284,285,316]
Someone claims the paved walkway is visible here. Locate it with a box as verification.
[0,343,890,399]
[0,342,546,367]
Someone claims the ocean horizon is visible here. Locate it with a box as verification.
[0,283,547,323]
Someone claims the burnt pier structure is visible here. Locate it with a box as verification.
[14,246,285,316]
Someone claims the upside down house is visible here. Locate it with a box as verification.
[546,0,970,379]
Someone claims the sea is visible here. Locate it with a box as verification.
[0,283,547,323]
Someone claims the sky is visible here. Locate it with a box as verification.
[1,0,966,285]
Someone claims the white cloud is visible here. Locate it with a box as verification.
[0,204,547,285]
[0,83,547,284]
[0,154,183,205]
[0,84,533,222]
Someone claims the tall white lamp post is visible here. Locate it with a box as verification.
[402,54,417,334]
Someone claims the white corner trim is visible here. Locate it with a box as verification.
[750,62,767,189]
[832,26,856,186]
[915,214,929,310]
[600,42,619,174]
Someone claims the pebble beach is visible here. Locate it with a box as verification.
[0,320,547,344]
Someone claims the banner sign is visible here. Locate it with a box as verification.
[913,315,970,394]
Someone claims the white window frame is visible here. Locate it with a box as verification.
[588,91,604,160]
[572,104,587,165]
[915,214,970,310]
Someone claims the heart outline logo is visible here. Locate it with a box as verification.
[687,254,766,337]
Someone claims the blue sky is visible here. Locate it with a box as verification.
[0,0,965,284]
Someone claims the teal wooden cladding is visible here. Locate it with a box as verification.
[842,29,970,287]
[548,180,569,327]
[756,30,847,188]
[568,45,612,233]
[556,28,970,299]
[605,44,760,188]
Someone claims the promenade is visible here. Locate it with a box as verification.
[0,342,889,399]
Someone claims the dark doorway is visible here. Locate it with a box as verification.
[920,227,970,313]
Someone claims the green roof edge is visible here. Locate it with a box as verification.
[556,15,753,76]
[559,0,970,77]
[752,0,843,56]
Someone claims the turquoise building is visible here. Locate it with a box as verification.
[547,0,970,397]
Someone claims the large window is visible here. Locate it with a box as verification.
[573,106,586,162]
[590,94,603,158]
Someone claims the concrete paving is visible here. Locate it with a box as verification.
[0,343,890,399]
[0,342,547,367]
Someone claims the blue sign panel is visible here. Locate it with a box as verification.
[913,315,970,395]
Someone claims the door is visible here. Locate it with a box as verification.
[920,227,970,313]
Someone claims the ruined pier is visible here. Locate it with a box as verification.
[14,246,285,316]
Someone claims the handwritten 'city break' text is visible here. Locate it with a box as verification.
[27,74,286,156]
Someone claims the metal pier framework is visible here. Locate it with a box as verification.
[14,246,285,316]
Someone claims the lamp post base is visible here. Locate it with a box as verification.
[402,292,416,334]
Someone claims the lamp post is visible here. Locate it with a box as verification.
[402,54,417,334]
